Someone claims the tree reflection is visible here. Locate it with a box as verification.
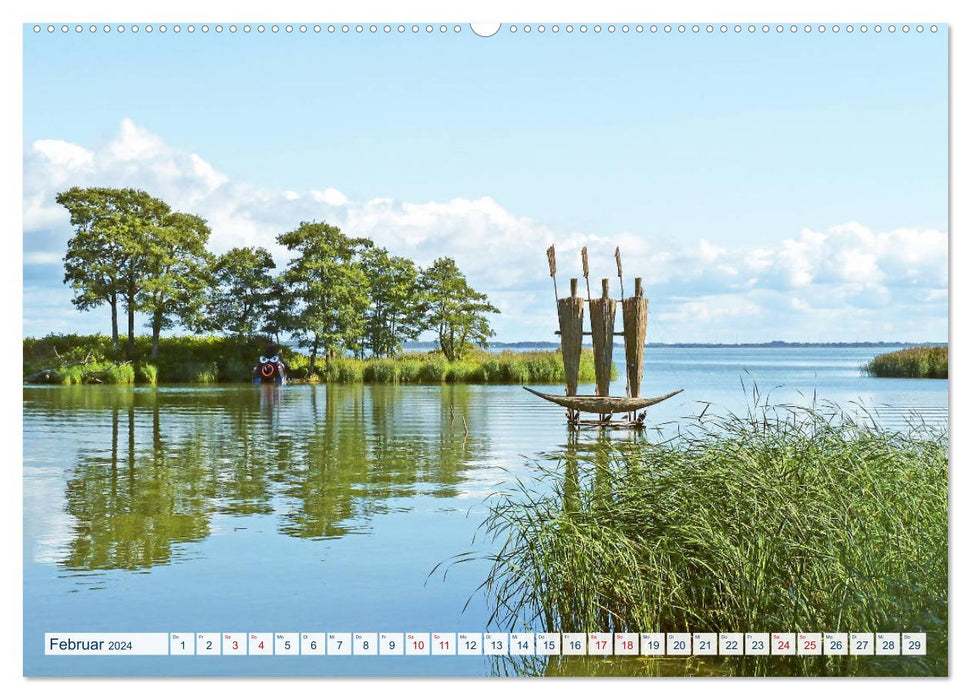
[30,383,489,572]
[61,394,212,571]
[278,384,486,539]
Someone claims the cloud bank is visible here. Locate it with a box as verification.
[23,119,947,342]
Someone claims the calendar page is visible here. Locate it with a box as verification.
[21,13,949,680]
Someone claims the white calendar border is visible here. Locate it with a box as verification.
[6,0,965,698]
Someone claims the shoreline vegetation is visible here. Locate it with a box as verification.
[54,188,503,375]
[462,396,947,676]
[864,346,948,379]
[23,334,602,385]
[409,340,948,350]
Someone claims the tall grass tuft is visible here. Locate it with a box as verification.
[49,361,135,385]
[469,397,947,676]
[320,358,364,383]
[135,363,158,385]
[865,346,947,379]
[101,363,135,384]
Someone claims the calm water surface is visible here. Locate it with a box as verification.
[23,347,948,676]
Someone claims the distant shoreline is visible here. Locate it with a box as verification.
[406,340,948,350]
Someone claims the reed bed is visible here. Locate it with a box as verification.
[44,361,136,385]
[311,349,602,385]
[25,334,599,385]
[472,396,947,676]
[865,346,947,379]
[23,334,269,384]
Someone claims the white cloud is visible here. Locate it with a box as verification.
[311,187,348,207]
[23,251,61,265]
[32,139,93,171]
[22,119,948,342]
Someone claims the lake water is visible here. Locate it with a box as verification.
[22,347,948,676]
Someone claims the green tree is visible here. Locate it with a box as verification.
[361,247,425,357]
[140,213,214,358]
[207,246,277,340]
[56,187,171,358]
[277,222,371,375]
[262,278,289,345]
[419,257,499,361]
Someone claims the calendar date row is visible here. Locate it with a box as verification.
[46,632,926,657]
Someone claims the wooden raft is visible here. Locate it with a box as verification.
[523,387,683,414]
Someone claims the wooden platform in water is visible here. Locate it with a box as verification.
[523,386,683,414]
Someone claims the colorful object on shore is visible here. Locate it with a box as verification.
[254,355,287,384]
[530,245,682,428]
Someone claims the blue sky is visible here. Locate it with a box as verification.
[23,24,948,342]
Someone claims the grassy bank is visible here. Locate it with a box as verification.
[472,399,947,676]
[23,334,600,385]
[865,345,947,379]
[24,334,274,384]
[310,349,602,384]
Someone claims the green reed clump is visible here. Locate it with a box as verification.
[396,358,424,382]
[319,358,364,383]
[23,333,118,372]
[101,363,135,384]
[418,357,449,382]
[865,346,947,379]
[334,350,599,385]
[49,361,135,385]
[50,364,88,385]
[135,363,158,385]
[363,358,398,383]
[475,399,947,676]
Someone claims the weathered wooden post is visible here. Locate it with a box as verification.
[622,277,649,398]
[557,278,584,398]
[589,278,617,397]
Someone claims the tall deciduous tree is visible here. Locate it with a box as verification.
[206,246,277,340]
[56,187,171,358]
[277,222,371,375]
[419,257,499,361]
[262,278,289,345]
[361,247,425,357]
[140,213,214,358]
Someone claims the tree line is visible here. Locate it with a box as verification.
[56,187,499,373]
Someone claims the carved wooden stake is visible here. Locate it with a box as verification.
[622,277,649,399]
[589,278,617,398]
[557,277,584,396]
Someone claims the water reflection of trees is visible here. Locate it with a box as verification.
[278,385,486,539]
[36,384,487,572]
[62,400,213,571]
